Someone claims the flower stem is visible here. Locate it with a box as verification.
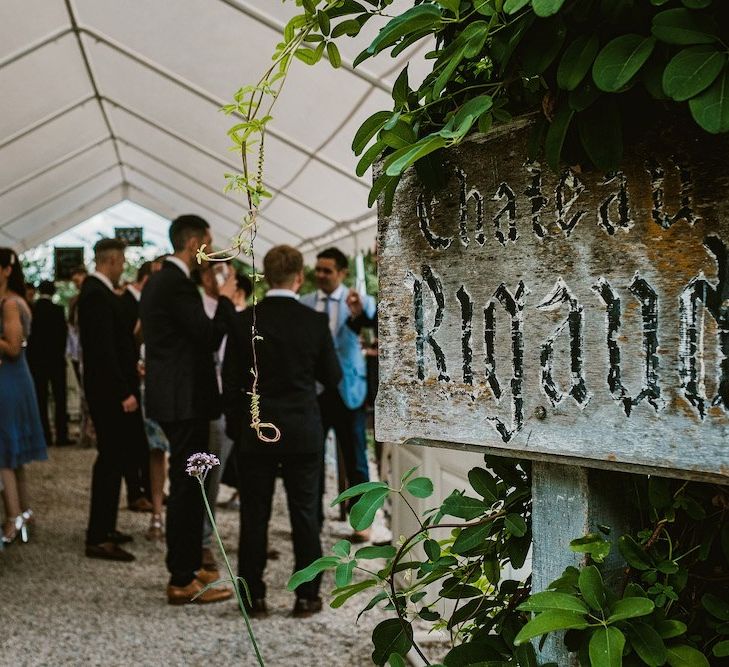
[198,478,265,666]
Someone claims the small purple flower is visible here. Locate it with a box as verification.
[186,452,220,478]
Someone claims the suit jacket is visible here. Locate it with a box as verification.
[78,276,138,410]
[139,261,234,423]
[26,298,67,370]
[222,296,341,453]
[300,289,376,410]
[120,289,139,335]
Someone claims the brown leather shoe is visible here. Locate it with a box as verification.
[167,578,233,605]
[85,542,135,562]
[195,569,220,586]
[292,597,323,618]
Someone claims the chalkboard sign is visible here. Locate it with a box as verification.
[114,226,143,246]
[376,119,729,482]
[54,247,85,281]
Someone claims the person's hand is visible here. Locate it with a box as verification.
[137,360,146,378]
[346,288,364,318]
[121,395,139,413]
[218,269,237,301]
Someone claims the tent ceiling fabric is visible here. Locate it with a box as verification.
[1,0,426,259]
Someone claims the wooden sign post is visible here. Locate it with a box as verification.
[375,118,729,663]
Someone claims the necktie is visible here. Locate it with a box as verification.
[322,295,335,334]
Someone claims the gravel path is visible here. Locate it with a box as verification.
[0,447,388,666]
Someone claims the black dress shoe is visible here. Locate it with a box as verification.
[106,530,133,544]
[244,598,268,619]
[292,597,323,618]
[85,542,135,562]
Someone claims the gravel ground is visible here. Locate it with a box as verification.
[0,446,389,666]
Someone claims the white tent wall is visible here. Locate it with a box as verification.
[0,0,429,259]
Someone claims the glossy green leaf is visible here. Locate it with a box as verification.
[593,34,656,92]
[331,18,362,38]
[384,135,447,177]
[570,533,612,563]
[607,596,654,622]
[371,619,413,666]
[689,67,729,133]
[514,643,540,667]
[589,626,625,667]
[652,8,718,45]
[330,578,378,608]
[702,593,729,620]
[504,0,530,13]
[629,622,667,667]
[441,493,488,520]
[579,565,606,612]
[666,644,710,667]
[618,535,653,570]
[468,467,498,503]
[332,539,351,558]
[355,544,397,559]
[656,620,687,639]
[452,522,490,554]
[361,5,441,61]
[518,591,589,614]
[331,480,388,507]
[435,0,460,14]
[424,539,441,561]
[356,140,386,177]
[392,66,409,107]
[326,41,341,68]
[335,559,356,587]
[714,640,729,658]
[352,111,393,155]
[513,610,590,645]
[505,513,527,537]
[532,0,567,17]
[350,486,389,531]
[287,556,340,590]
[388,653,407,667]
[558,34,600,91]
[663,46,726,101]
[522,16,566,75]
[405,477,434,498]
[544,104,574,170]
[452,95,494,135]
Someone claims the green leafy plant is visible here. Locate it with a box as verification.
[290,459,729,665]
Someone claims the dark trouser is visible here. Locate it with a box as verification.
[160,419,210,587]
[122,421,151,504]
[318,389,370,517]
[237,448,323,601]
[86,400,144,544]
[33,361,68,444]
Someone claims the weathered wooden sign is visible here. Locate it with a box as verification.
[376,119,729,481]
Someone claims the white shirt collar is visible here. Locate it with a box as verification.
[91,271,115,293]
[267,289,299,300]
[317,284,345,302]
[127,285,142,302]
[38,294,52,301]
[166,256,191,279]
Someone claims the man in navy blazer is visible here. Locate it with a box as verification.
[300,247,376,540]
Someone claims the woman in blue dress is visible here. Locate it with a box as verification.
[0,247,47,544]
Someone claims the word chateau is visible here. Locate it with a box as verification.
[400,161,728,443]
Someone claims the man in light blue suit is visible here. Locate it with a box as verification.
[300,247,376,541]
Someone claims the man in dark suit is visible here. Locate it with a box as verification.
[79,239,144,562]
[223,245,341,618]
[26,280,70,446]
[140,214,236,605]
[119,261,153,512]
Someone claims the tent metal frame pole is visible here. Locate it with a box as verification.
[215,0,390,93]
[0,137,112,198]
[123,164,280,247]
[75,26,366,188]
[19,184,124,251]
[0,94,96,150]
[0,164,120,230]
[102,98,348,227]
[0,27,74,69]
[117,137,305,242]
[63,0,126,182]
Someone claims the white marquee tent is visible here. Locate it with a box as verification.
[0,0,428,259]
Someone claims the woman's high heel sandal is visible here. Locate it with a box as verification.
[2,515,27,545]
